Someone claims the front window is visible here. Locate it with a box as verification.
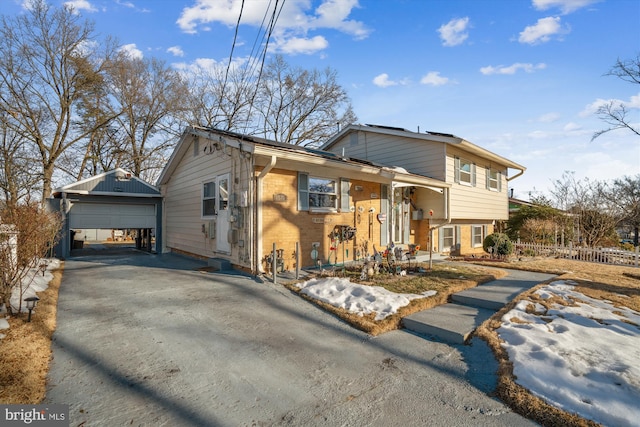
[309,177,337,209]
[202,181,216,217]
[442,226,455,250]
[472,225,484,247]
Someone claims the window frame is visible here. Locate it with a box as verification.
[487,168,501,192]
[442,226,455,250]
[455,157,476,187]
[472,225,484,247]
[202,180,217,218]
[300,174,339,212]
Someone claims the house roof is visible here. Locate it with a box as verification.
[157,126,451,190]
[52,168,161,198]
[322,123,526,175]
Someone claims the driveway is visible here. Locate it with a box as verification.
[46,252,537,426]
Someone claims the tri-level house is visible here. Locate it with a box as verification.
[157,124,525,274]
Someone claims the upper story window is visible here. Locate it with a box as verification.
[202,181,216,217]
[455,157,475,186]
[487,168,501,191]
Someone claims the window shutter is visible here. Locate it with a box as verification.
[486,167,490,189]
[455,225,461,253]
[298,172,309,211]
[454,157,460,183]
[471,164,476,187]
[340,179,350,211]
[498,171,502,192]
[438,228,444,252]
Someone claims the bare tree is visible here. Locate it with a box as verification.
[106,55,190,182]
[0,0,118,199]
[0,109,41,208]
[551,172,619,246]
[592,54,640,141]
[0,203,61,315]
[253,55,357,147]
[606,175,640,246]
[182,62,255,131]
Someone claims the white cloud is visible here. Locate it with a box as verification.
[176,0,370,55]
[167,46,185,57]
[519,17,569,44]
[420,71,449,86]
[480,62,546,75]
[563,122,582,131]
[537,112,561,122]
[119,43,143,60]
[63,0,98,13]
[372,73,398,88]
[273,35,329,55]
[532,0,601,14]
[580,93,640,116]
[115,0,135,7]
[437,17,470,47]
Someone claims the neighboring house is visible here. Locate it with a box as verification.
[320,124,526,256]
[157,126,452,274]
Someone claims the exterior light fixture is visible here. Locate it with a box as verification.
[24,296,39,322]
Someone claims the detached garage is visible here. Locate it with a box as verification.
[48,168,162,259]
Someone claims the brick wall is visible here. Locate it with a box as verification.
[261,170,382,270]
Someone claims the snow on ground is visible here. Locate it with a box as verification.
[498,280,640,427]
[0,258,60,340]
[295,277,436,320]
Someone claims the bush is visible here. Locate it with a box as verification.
[483,233,514,257]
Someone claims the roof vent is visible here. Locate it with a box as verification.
[115,170,132,181]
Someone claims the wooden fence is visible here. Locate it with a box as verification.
[515,241,639,268]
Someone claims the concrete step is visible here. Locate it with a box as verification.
[207,258,232,271]
[451,283,530,311]
[402,303,495,345]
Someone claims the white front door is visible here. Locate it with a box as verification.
[216,174,231,253]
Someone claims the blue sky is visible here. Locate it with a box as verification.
[2,0,639,200]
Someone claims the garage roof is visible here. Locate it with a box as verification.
[52,168,161,198]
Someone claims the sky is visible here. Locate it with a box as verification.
[295,275,640,427]
[0,0,638,200]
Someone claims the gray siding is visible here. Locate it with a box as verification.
[329,131,447,180]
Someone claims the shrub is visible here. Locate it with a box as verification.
[483,233,514,257]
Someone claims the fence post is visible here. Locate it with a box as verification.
[295,242,299,280]
[636,246,639,268]
[272,242,277,284]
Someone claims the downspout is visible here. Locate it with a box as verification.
[254,155,277,274]
[428,187,452,269]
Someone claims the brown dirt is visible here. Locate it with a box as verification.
[0,265,63,404]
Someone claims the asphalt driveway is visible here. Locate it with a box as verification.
[45,251,537,426]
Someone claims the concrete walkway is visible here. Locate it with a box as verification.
[46,251,538,427]
[403,268,557,344]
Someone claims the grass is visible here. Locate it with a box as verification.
[0,264,64,404]
[284,261,508,335]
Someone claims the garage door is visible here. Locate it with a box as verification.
[69,203,156,229]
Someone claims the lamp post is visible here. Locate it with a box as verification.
[24,296,39,322]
